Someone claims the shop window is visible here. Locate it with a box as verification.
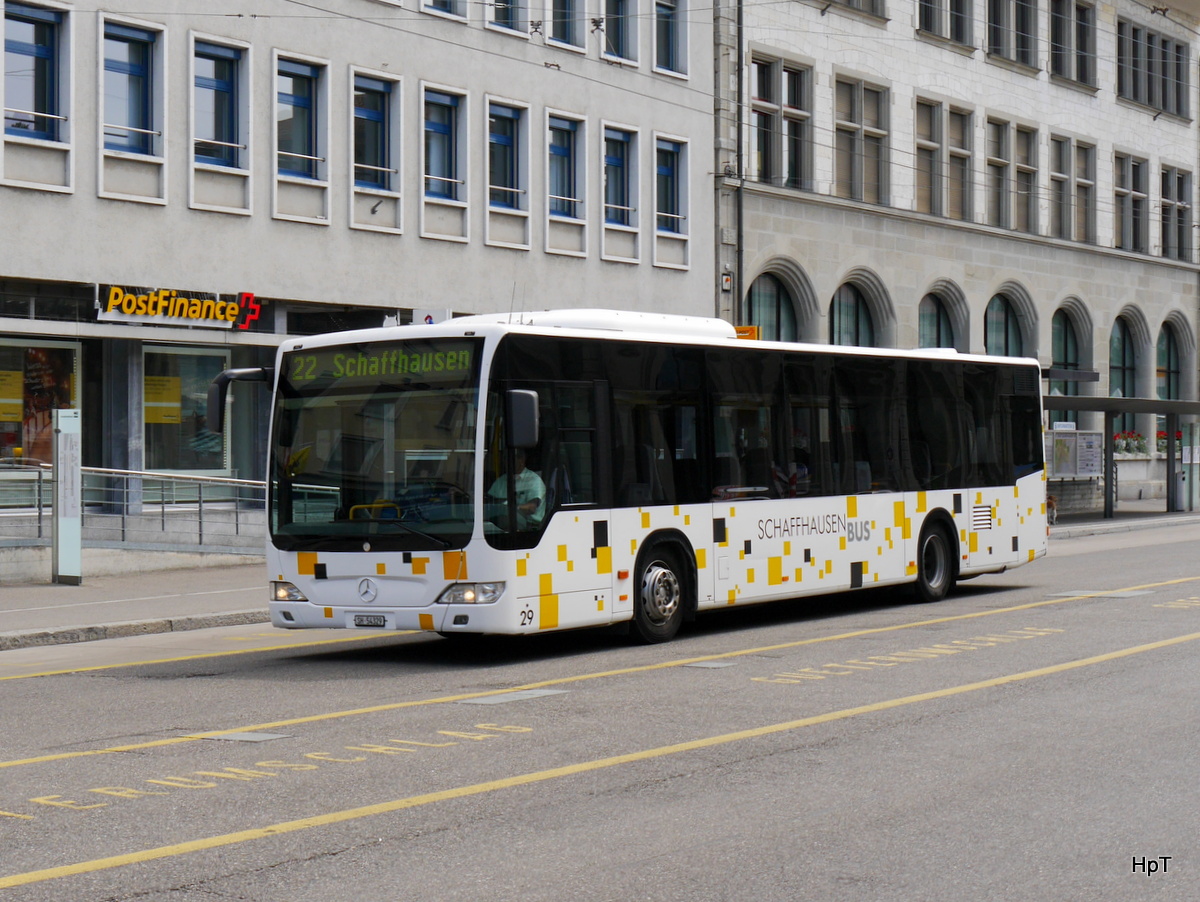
[0,342,78,463]
[143,349,229,471]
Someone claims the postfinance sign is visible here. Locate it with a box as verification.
[99,286,242,329]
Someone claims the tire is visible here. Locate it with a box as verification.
[914,522,955,603]
[631,546,687,643]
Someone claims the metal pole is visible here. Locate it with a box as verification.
[1104,411,1115,518]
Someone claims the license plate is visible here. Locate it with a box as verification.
[353,614,386,628]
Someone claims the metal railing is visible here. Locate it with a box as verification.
[0,465,266,555]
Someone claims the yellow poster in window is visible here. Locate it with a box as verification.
[144,375,181,424]
[0,371,21,422]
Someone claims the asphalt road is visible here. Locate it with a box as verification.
[2,524,1199,901]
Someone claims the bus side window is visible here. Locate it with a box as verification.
[784,357,835,496]
[834,358,901,493]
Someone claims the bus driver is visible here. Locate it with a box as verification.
[487,447,546,530]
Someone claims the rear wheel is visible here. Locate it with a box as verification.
[914,522,955,603]
[632,547,687,643]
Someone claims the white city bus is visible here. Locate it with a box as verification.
[210,309,1047,643]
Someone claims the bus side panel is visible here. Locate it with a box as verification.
[711,494,917,608]
[508,513,617,632]
[607,502,716,616]
[957,471,1048,576]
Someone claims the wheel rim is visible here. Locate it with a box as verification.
[640,562,681,625]
[922,531,949,592]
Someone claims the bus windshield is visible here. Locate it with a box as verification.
[269,337,481,552]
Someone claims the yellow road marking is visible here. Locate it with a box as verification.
[3,576,1198,772]
[4,628,1199,890]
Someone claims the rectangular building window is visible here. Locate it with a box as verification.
[604,0,635,60]
[915,100,940,216]
[1050,0,1096,85]
[604,127,635,226]
[988,0,1038,67]
[354,76,392,190]
[5,3,63,141]
[987,120,1034,231]
[839,0,885,14]
[551,0,581,47]
[1074,142,1095,243]
[194,43,241,167]
[919,0,972,45]
[426,0,466,16]
[144,349,229,472]
[489,103,522,208]
[104,23,157,154]
[835,79,888,204]
[1161,166,1192,261]
[1115,152,1148,252]
[917,101,971,220]
[946,109,971,221]
[656,137,684,232]
[277,59,321,178]
[655,0,684,73]
[1050,136,1094,242]
[493,0,523,31]
[424,90,461,199]
[751,57,811,190]
[1117,19,1189,117]
[548,115,581,218]
[1014,126,1037,234]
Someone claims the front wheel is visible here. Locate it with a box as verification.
[914,522,955,603]
[632,547,687,643]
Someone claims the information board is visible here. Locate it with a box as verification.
[1046,430,1103,478]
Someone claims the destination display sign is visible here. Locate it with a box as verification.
[281,338,480,392]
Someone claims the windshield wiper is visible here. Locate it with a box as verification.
[357,516,453,549]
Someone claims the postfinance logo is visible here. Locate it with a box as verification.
[100,286,243,329]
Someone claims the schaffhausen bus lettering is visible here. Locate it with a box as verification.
[757,514,847,540]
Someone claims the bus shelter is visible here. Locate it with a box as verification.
[1042,394,1200,518]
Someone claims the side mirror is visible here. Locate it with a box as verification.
[207,367,274,433]
[506,389,540,449]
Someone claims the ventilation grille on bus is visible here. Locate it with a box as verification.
[972,505,994,531]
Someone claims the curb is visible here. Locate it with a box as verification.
[0,610,271,651]
[1049,514,1200,540]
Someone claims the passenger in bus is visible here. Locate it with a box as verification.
[486,447,546,530]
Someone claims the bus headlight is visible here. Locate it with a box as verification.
[436,582,505,605]
[272,581,308,602]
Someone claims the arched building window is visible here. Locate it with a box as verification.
[985,294,1022,356]
[1157,323,1181,440]
[918,293,954,348]
[1157,324,1180,401]
[747,274,797,341]
[1050,309,1079,423]
[829,284,875,346]
[1110,316,1136,434]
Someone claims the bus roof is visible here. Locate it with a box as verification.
[281,309,1039,371]
[451,308,738,341]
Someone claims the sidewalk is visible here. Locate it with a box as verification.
[0,560,269,651]
[2,502,1200,652]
